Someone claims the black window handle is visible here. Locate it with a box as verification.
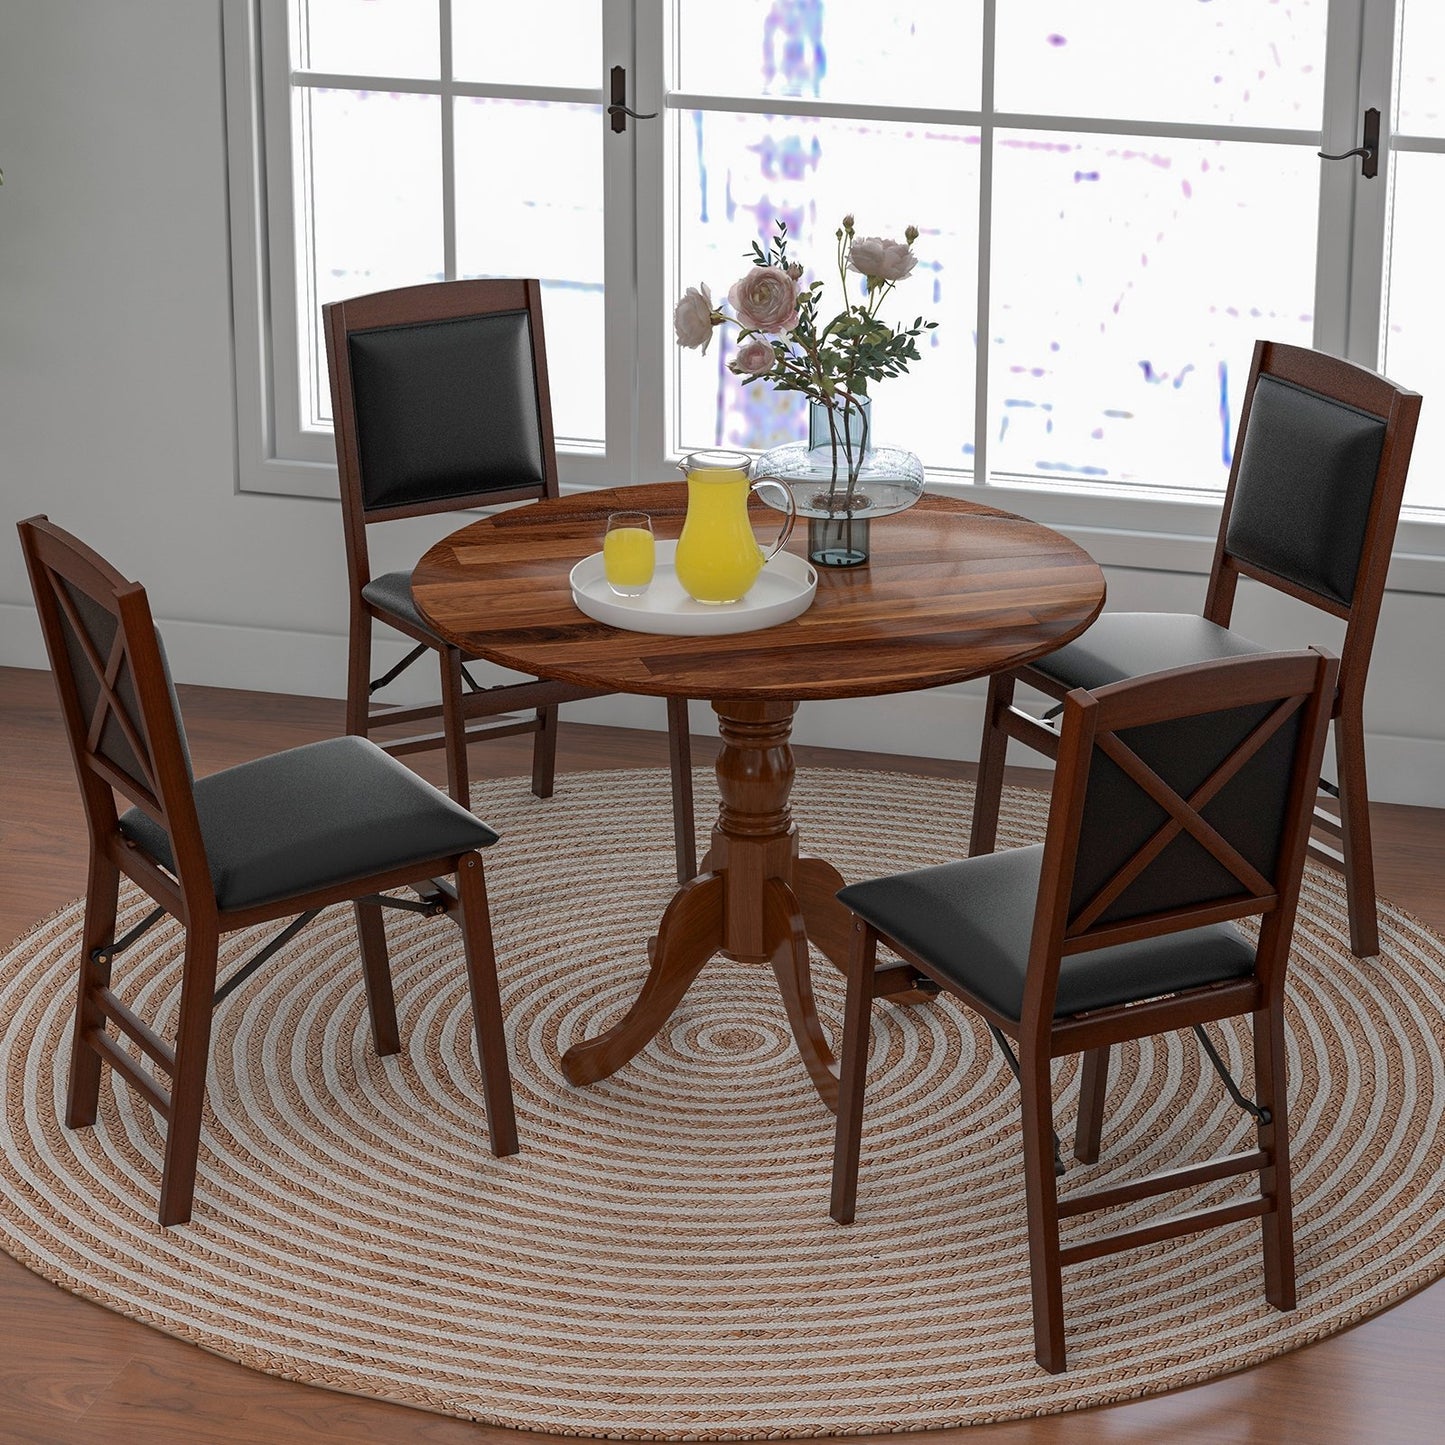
[1319,107,1380,179]
[607,66,657,133]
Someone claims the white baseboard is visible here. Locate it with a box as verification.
[4,600,1442,808]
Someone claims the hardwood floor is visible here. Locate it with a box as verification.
[2,663,1442,1444]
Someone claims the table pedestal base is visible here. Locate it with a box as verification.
[560,700,928,1110]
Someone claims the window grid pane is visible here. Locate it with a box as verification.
[286,4,603,444]
[301,88,444,428]
[1395,0,1445,138]
[669,3,1327,499]
[994,0,1328,127]
[677,0,983,111]
[454,98,606,444]
[1381,152,1444,509]
[295,0,439,79]
[988,133,1319,494]
[451,0,599,87]
[675,109,976,474]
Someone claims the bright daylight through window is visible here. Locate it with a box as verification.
[229,0,1441,518]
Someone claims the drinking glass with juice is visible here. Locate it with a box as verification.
[603,511,655,597]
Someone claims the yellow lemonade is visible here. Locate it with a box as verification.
[674,466,765,604]
[603,525,655,592]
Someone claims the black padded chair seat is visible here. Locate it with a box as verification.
[1029,612,1269,693]
[120,735,498,911]
[361,570,430,634]
[837,844,1256,1022]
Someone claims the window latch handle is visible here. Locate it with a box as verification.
[608,66,657,133]
[1318,107,1380,179]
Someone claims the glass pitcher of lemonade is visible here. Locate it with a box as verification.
[673,450,796,604]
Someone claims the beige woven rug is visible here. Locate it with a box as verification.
[3,768,1444,1438]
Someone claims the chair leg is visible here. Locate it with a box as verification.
[439,645,472,807]
[1333,706,1379,959]
[1020,1048,1067,1373]
[830,919,879,1225]
[345,607,372,739]
[158,921,220,1227]
[970,671,1015,856]
[354,900,400,1056]
[1072,1046,1110,1165]
[666,697,697,883]
[455,853,517,1158]
[531,703,559,800]
[67,852,121,1129]
[1254,1004,1297,1311]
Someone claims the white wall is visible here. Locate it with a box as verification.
[2,2,1442,805]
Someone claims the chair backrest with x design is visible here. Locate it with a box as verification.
[1025,649,1337,1026]
[20,516,211,912]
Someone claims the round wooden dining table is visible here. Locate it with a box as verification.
[412,482,1106,1110]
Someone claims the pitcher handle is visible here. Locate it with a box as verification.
[749,478,796,561]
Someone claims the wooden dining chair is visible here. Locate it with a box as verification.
[18,516,517,1227]
[832,648,1338,1372]
[324,277,697,883]
[969,340,1420,958]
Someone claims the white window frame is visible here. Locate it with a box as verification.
[222,0,1445,594]
[223,0,641,497]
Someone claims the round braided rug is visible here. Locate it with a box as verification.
[2,768,1444,1438]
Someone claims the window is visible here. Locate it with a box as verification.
[1379,0,1445,509]
[231,0,616,488]
[668,0,1329,505]
[224,0,1442,556]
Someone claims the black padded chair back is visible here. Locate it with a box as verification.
[1052,651,1333,947]
[326,278,560,531]
[1223,374,1387,608]
[55,576,171,794]
[347,309,548,514]
[1068,693,1304,932]
[18,517,209,898]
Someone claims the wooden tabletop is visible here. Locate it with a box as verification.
[411,483,1106,702]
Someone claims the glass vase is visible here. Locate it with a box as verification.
[755,397,925,568]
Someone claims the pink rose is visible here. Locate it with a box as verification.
[727,265,800,333]
[673,282,716,352]
[847,236,917,284]
[729,338,776,376]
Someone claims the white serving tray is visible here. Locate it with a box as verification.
[569,540,817,636]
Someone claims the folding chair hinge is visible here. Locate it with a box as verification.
[90,904,167,967]
[413,885,450,917]
[1193,1023,1271,1125]
[212,908,322,1008]
[358,882,454,917]
[986,1023,1066,1176]
[370,643,428,695]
